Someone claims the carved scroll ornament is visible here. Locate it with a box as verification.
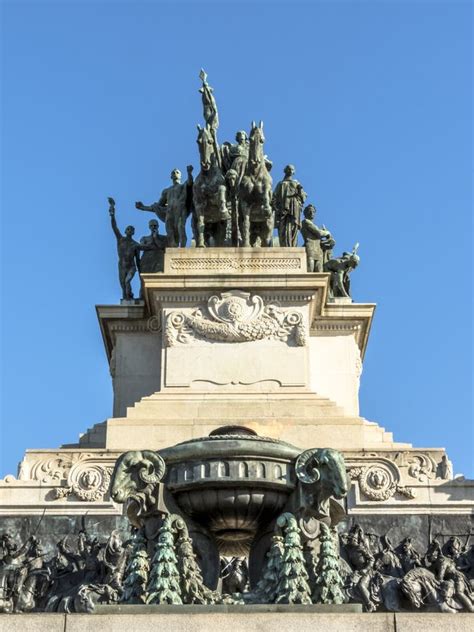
[165,290,305,347]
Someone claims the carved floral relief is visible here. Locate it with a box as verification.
[164,290,305,347]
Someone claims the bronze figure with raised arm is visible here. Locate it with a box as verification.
[108,197,142,300]
[135,165,193,248]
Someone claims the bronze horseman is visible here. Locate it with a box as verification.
[198,68,220,165]
[222,130,249,184]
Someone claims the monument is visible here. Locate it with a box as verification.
[0,71,473,630]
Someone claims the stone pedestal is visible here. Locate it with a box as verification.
[0,247,472,567]
[97,247,384,450]
[97,248,375,419]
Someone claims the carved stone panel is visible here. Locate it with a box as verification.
[346,456,416,502]
[163,290,309,390]
[163,247,306,274]
[165,291,305,347]
[20,452,117,504]
[54,462,113,502]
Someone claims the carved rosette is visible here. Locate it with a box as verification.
[348,461,416,501]
[54,463,113,502]
[165,290,305,347]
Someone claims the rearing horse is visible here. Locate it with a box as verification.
[239,121,273,247]
[193,124,228,247]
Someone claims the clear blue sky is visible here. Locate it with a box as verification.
[1,1,472,477]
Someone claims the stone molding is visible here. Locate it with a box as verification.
[163,247,307,274]
[4,608,474,629]
[311,322,362,333]
[169,256,303,272]
[19,450,450,491]
[98,270,375,363]
[152,290,315,306]
[311,320,368,355]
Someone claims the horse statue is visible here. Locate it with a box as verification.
[400,567,462,613]
[239,121,273,247]
[193,124,228,247]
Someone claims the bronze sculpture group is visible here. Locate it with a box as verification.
[0,429,472,615]
[108,71,360,300]
[108,198,167,301]
[1,482,473,613]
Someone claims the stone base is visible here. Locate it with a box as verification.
[103,390,408,452]
[96,603,363,613]
[1,612,473,632]
[98,249,376,417]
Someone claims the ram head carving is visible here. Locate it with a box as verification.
[110,450,166,527]
[295,447,348,521]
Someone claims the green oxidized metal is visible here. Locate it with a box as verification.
[159,426,301,555]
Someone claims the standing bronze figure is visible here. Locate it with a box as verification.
[273,165,307,247]
[135,166,193,248]
[108,198,141,301]
[139,219,167,274]
[301,204,335,272]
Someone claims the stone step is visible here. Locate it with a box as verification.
[126,392,348,420]
[138,390,339,405]
[106,389,412,450]
[68,421,107,448]
[69,410,411,451]
[109,415,384,427]
[104,416,412,451]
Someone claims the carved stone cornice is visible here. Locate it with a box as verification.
[96,304,147,361]
[96,249,375,361]
[142,252,374,357]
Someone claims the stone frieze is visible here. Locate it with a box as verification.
[167,255,303,273]
[164,290,305,347]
